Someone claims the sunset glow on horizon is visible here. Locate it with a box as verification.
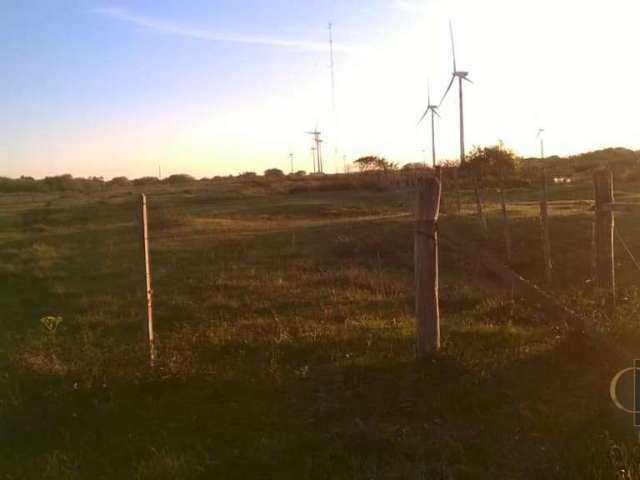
[3,0,640,179]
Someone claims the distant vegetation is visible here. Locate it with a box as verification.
[464,143,518,177]
[521,147,640,180]
[264,168,285,178]
[354,155,398,171]
[1,147,638,193]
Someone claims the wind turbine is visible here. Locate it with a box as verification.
[440,21,472,165]
[418,82,440,168]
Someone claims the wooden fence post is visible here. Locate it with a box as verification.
[141,194,156,367]
[415,170,442,357]
[540,171,552,284]
[473,175,488,239]
[593,169,615,311]
[590,214,597,283]
[499,175,512,265]
[454,168,462,213]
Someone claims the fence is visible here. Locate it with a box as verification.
[6,166,640,369]
[414,165,640,355]
[122,165,639,363]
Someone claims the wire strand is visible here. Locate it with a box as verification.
[615,225,640,272]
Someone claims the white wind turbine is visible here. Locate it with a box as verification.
[418,82,441,168]
[440,21,473,165]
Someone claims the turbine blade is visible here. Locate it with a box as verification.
[433,109,441,118]
[439,76,455,106]
[449,20,457,72]
[417,107,430,125]
[427,80,431,105]
[463,76,473,84]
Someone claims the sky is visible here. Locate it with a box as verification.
[2,0,640,179]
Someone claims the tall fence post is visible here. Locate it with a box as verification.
[415,169,442,357]
[593,169,615,311]
[454,168,462,213]
[499,174,512,265]
[141,194,156,367]
[540,171,552,284]
[473,175,488,239]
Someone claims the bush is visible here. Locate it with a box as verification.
[132,177,160,186]
[163,174,195,184]
[107,176,131,187]
[354,156,398,172]
[0,176,46,193]
[465,143,518,178]
[264,168,285,178]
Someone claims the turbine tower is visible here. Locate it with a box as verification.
[440,21,473,165]
[418,81,441,168]
[537,128,545,160]
[306,129,323,173]
[311,147,317,173]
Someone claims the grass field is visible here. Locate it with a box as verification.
[2,176,640,479]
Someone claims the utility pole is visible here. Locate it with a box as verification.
[306,130,323,174]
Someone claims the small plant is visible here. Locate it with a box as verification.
[40,316,63,334]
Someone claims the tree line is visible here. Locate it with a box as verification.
[2,146,638,193]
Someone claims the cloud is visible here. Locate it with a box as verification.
[92,6,356,54]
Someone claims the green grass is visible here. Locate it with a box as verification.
[2,178,640,479]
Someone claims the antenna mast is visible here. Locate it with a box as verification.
[329,22,336,112]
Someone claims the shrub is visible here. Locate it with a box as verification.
[132,176,161,186]
[264,168,285,178]
[354,156,398,172]
[107,176,131,187]
[163,174,195,184]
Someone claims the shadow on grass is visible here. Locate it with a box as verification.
[1,329,635,479]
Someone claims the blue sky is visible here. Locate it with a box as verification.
[3,0,640,178]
